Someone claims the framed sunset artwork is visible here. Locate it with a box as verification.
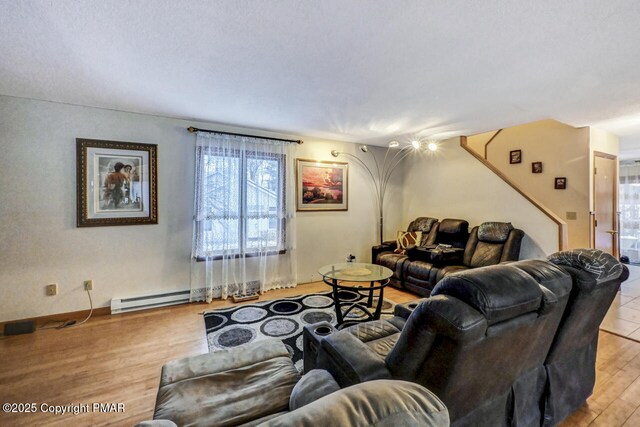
[296,159,348,211]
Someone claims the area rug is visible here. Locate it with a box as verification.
[204,290,395,372]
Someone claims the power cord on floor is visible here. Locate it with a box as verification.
[71,289,93,327]
[39,319,73,330]
[37,289,93,330]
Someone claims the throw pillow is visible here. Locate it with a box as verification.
[394,231,422,255]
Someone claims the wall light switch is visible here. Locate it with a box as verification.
[566,212,577,220]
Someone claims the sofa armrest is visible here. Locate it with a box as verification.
[394,299,429,319]
[262,380,450,427]
[289,369,340,410]
[500,229,525,262]
[372,242,397,262]
[318,331,391,387]
[430,248,464,265]
[406,245,430,262]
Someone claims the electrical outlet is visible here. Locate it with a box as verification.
[84,280,94,291]
[45,283,58,296]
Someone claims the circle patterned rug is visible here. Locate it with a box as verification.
[203,291,395,372]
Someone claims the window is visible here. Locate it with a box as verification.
[194,145,286,259]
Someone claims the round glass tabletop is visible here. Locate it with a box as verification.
[318,262,393,282]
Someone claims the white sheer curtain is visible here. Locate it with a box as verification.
[190,132,297,302]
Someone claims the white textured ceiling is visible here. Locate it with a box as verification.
[2,1,640,148]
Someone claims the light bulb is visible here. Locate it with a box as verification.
[427,142,438,152]
[360,145,369,152]
[411,140,421,149]
[388,141,399,148]
[331,150,340,157]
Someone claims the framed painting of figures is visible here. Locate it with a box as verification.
[76,138,157,226]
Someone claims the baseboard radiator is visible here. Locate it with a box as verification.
[111,290,191,314]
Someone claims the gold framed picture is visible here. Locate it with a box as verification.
[296,159,348,211]
[76,138,158,227]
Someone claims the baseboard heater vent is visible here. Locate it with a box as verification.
[111,290,191,314]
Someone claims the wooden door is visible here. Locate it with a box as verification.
[594,152,618,256]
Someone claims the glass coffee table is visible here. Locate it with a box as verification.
[318,262,393,327]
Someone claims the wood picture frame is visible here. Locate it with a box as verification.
[76,138,158,227]
[532,162,543,173]
[555,177,567,190]
[510,149,522,164]
[296,158,348,211]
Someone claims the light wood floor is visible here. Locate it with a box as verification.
[600,265,640,341]
[1,283,639,426]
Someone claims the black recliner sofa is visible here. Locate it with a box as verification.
[375,218,524,296]
[315,249,628,426]
[403,221,524,296]
[372,216,441,288]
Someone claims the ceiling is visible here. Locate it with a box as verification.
[2,1,640,149]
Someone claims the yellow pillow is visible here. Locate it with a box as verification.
[394,231,422,255]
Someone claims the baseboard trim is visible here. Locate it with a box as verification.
[0,307,111,330]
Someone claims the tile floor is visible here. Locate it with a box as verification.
[601,264,640,341]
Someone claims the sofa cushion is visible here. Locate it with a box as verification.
[435,265,469,282]
[404,260,437,284]
[548,249,624,284]
[432,265,543,325]
[394,231,422,255]
[478,222,514,243]
[469,241,505,268]
[377,252,407,285]
[344,319,403,359]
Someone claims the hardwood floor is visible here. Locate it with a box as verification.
[600,265,640,341]
[0,283,639,426]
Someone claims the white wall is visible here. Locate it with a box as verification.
[0,95,560,322]
[0,96,381,322]
[467,120,591,248]
[401,137,558,259]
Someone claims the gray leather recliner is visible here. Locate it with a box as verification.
[541,249,629,426]
[317,260,572,426]
[137,339,450,427]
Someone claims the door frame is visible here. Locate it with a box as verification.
[592,151,619,257]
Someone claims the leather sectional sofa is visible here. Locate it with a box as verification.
[316,249,628,426]
[374,217,524,296]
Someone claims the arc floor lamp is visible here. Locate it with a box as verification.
[331,140,438,244]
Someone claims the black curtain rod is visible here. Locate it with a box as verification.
[187,126,303,144]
